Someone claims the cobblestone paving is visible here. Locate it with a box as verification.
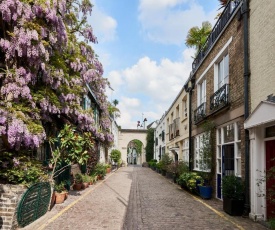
[21,166,268,230]
[123,166,268,230]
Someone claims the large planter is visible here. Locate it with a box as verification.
[199,186,212,199]
[73,183,83,191]
[106,168,111,174]
[55,192,66,204]
[223,197,244,216]
[161,170,166,176]
[82,182,89,189]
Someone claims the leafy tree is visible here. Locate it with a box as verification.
[110,149,121,163]
[145,128,154,162]
[185,21,212,54]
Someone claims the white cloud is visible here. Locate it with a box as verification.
[89,1,117,43]
[107,48,195,128]
[138,0,218,45]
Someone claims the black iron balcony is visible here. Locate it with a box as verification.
[192,0,241,72]
[210,84,229,112]
[194,102,206,124]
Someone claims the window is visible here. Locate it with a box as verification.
[194,133,210,171]
[176,105,179,118]
[182,99,187,118]
[197,79,206,106]
[216,122,241,177]
[155,138,158,146]
[162,130,165,142]
[182,139,189,163]
[83,95,91,110]
[215,54,229,91]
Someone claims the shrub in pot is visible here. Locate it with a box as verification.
[222,174,244,216]
[73,173,83,190]
[82,174,90,188]
[54,182,67,204]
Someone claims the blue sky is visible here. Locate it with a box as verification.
[89,0,220,128]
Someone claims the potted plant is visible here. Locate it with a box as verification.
[106,164,111,173]
[110,149,121,168]
[73,173,83,190]
[82,174,90,189]
[222,174,244,216]
[54,182,67,204]
[95,163,106,180]
[159,153,172,176]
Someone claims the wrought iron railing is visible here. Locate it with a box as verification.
[210,84,229,112]
[192,0,241,72]
[169,123,174,140]
[174,117,180,137]
[194,102,206,124]
[169,117,180,140]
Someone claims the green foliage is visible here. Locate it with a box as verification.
[158,153,173,171]
[185,21,212,54]
[145,128,155,162]
[198,120,215,185]
[222,175,244,200]
[110,149,121,163]
[54,182,66,193]
[177,172,202,193]
[133,139,143,155]
[94,163,106,176]
[167,160,189,175]
[49,124,93,180]
[82,174,90,183]
[74,173,83,184]
[148,159,157,168]
[0,152,48,186]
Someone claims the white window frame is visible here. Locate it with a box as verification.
[194,132,210,172]
[197,79,206,107]
[216,122,242,178]
[214,53,229,92]
[182,138,189,163]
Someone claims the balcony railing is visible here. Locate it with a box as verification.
[192,0,241,72]
[169,123,174,140]
[194,102,206,124]
[169,117,180,140]
[210,84,229,113]
[174,117,180,137]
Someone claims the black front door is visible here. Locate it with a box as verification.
[217,144,234,199]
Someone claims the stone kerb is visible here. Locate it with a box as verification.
[0,184,27,230]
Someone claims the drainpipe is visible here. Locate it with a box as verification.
[188,89,193,171]
[242,0,250,217]
[185,77,195,172]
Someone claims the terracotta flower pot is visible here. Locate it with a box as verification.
[73,183,83,191]
[55,192,66,204]
[82,182,89,189]
[106,168,111,173]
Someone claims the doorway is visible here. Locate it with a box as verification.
[217,144,234,199]
[266,140,275,219]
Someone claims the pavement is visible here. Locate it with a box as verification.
[20,166,268,230]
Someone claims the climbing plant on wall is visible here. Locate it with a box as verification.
[132,139,143,155]
[145,128,154,162]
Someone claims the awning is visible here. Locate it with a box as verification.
[244,101,275,129]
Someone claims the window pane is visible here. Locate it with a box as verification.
[224,124,234,143]
[224,54,229,84]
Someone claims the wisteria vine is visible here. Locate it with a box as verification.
[0,0,114,152]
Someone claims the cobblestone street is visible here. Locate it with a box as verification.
[22,166,268,230]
